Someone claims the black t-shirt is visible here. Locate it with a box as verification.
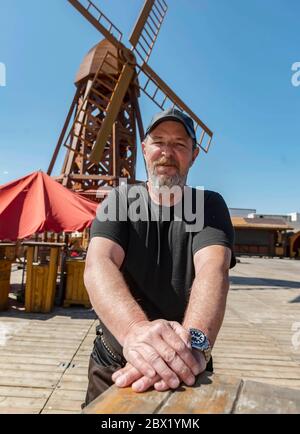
[90,183,236,350]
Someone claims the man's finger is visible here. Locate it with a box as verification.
[154,379,170,391]
[126,347,157,379]
[151,335,195,386]
[162,322,201,376]
[112,364,133,382]
[131,374,161,392]
[112,364,143,387]
[140,343,181,389]
[169,321,191,348]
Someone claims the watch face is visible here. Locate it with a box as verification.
[195,333,205,344]
[190,328,208,350]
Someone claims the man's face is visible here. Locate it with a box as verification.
[142,120,199,188]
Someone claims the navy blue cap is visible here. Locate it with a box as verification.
[145,108,197,146]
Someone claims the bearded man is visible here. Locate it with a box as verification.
[83,108,236,406]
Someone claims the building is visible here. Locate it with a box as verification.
[229,208,298,258]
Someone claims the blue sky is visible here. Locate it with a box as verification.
[0,0,299,214]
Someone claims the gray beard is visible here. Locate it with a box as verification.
[148,170,187,189]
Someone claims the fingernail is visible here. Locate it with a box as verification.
[132,380,143,392]
[170,378,180,388]
[186,376,195,386]
[116,376,125,387]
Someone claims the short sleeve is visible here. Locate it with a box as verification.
[192,191,236,269]
[90,186,129,253]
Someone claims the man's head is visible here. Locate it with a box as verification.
[142,108,200,189]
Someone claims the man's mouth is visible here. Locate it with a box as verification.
[157,164,176,167]
[155,162,178,169]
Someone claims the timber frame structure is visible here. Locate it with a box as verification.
[48,0,213,200]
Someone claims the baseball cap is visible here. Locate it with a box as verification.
[145,108,197,146]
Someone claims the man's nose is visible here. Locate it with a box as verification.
[161,143,175,157]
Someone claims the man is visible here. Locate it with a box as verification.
[83,108,236,406]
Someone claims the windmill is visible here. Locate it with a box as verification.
[48,0,213,200]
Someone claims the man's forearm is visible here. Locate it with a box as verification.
[182,264,230,346]
[84,258,148,346]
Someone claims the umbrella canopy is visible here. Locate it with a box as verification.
[0,171,98,241]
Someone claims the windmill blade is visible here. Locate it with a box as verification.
[68,0,123,50]
[129,0,168,64]
[137,63,213,153]
[90,63,135,163]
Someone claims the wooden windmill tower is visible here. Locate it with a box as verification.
[48,0,213,200]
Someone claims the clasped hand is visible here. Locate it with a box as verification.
[112,319,206,392]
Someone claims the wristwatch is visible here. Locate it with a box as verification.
[189,328,212,363]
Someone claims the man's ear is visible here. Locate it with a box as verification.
[190,147,200,166]
[142,141,146,156]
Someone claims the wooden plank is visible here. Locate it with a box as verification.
[24,246,34,311]
[0,396,47,412]
[4,341,80,349]
[63,367,88,375]
[158,373,241,414]
[215,368,300,380]
[41,409,80,414]
[45,395,85,412]
[214,363,300,375]
[0,386,50,399]
[46,388,86,401]
[0,348,76,356]
[235,380,300,414]
[0,375,59,389]
[0,363,65,373]
[213,356,298,366]
[244,378,300,389]
[57,381,88,391]
[44,247,59,312]
[0,407,40,414]
[0,351,74,360]
[83,385,171,414]
[213,353,293,361]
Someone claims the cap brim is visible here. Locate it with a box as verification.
[146,115,195,140]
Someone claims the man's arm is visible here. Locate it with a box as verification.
[84,237,200,388]
[112,244,231,392]
[182,244,231,346]
[84,236,147,346]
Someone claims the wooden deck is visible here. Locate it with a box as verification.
[0,257,299,413]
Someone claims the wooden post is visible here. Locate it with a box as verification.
[25,246,34,312]
[44,247,59,312]
[23,242,65,313]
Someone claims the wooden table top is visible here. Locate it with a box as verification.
[83,372,300,414]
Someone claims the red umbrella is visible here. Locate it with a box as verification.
[0,171,98,241]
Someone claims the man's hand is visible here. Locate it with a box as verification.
[112,350,206,392]
[122,319,201,389]
[119,320,205,391]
